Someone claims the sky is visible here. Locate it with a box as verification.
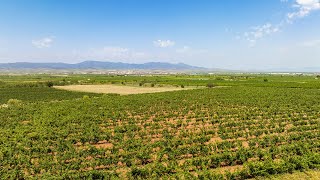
[0,0,319,70]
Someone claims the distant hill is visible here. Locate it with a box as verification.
[0,61,206,70]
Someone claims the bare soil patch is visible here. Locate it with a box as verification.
[92,140,113,149]
[54,84,198,95]
[205,137,223,144]
[215,165,243,174]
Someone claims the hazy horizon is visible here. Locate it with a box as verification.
[0,0,320,70]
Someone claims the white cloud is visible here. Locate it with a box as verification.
[242,0,320,46]
[153,40,175,48]
[287,0,320,21]
[32,37,54,48]
[244,23,280,46]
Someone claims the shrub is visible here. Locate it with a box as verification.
[151,83,155,87]
[131,167,149,179]
[46,81,54,88]
[83,95,90,100]
[207,83,215,88]
[264,79,268,82]
[181,85,185,88]
[0,81,6,86]
[7,99,22,106]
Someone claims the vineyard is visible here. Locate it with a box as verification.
[0,74,319,179]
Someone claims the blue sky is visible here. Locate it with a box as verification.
[0,0,319,70]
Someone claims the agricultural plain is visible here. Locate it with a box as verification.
[0,74,319,179]
[54,84,196,95]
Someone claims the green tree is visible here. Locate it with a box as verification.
[46,81,54,88]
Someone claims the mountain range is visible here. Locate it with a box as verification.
[0,61,319,72]
[0,61,205,70]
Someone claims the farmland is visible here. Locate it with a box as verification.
[0,74,319,179]
[54,84,198,95]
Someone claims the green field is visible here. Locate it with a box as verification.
[0,74,319,179]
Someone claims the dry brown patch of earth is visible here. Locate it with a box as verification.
[54,84,199,95]
[74,140,113,150]
[92,141,113,149]
[205,137,223,145]
[215,165,243,174]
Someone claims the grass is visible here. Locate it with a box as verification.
[254,170,320,180]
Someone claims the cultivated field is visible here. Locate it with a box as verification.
[263,170,320,180]
[54,84,196,95]
[0,74,319,179]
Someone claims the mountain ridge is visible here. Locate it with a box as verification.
[0,61,206,70]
